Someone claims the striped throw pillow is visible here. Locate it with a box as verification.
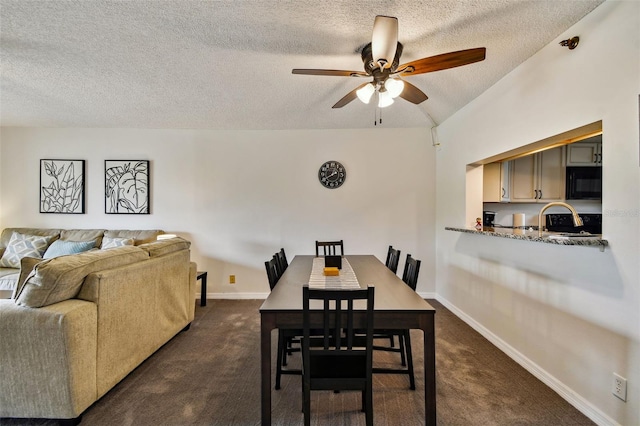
[43,239,96,259]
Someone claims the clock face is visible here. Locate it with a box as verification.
[318,161,346,189]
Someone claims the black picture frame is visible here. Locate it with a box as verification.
[40,159,85,214]
[105,160,150,214]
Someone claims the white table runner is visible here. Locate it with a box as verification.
[308,257,361,289]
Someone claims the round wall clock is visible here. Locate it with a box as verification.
[318,161,346,189]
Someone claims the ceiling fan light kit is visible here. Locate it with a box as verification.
[378,89,394,108]
[384,78,404,98]
[356,83,376,104]
[292,15,487,112]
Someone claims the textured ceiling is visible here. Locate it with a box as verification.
[0,0,604,130]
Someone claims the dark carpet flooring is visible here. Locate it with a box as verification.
[1,299,594,425]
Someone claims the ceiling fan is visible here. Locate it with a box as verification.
[292,15,486,109]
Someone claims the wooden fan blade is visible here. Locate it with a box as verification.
[292,69,368,77]
[372,16,398,69]
[397,47,486,76]
[332,83,369,108]
[398,80,428,104]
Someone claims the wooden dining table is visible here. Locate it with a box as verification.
[259,255,436,425]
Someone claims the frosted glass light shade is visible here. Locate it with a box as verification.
[385,78,404,98]
[378,90,394,108]
[356,83,375,104]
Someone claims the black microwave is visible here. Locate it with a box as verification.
[566,166,602,200]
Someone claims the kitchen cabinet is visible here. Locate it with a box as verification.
[483,161,510,202]
[566,140,602,166]
[510,146,565,202]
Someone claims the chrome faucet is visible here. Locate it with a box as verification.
[538,202,584,236]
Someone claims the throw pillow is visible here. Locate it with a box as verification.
[101,236,135,250]
[0,232,55,268]
[43,239,96,259]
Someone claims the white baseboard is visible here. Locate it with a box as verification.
[205,292,437,301]
[203,292,269,300]
[435,295,619,426]
[417,291,437,299]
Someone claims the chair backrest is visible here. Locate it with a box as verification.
[302,285,375,357]
[402,254,421,291]
[385,245,401,274]
[315,240,344,256]
[275,248,288,275]
[264,255,280,290]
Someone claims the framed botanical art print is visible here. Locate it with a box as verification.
[105,160,150,214]
[40,159,85,214]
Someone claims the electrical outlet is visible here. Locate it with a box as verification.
[229,275,236,284]
[613,373,627,401]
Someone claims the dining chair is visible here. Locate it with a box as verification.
[302,285,375,426]
[275,247,288,276]
[264,255,280,290]
[402,253,421,291]
[315,240,344,256]
[385,245,401,274]
[369,253,421,390]
[265,253,303,389]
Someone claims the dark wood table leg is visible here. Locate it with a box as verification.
[420,312,437,425]
[261,313,276,425]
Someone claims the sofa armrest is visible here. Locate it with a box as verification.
[0,299,97,419]
[78,249,193,397]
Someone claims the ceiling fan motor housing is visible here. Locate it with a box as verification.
[362,42,404,83]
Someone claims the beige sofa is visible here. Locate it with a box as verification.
[0,228,196,423]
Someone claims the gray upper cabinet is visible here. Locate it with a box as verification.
[566,137,602,166]
[509,146,565,203]
[483,161,510,202]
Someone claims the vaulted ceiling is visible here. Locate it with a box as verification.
[0,0,604,130]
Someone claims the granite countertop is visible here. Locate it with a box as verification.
[445,226,608,250]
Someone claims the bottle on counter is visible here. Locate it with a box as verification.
[475,218,483,231]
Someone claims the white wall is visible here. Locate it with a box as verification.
[435,1,639,425]
[0,127,436,297]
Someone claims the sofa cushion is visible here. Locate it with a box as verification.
[0,228,60,248]
[43,239,96,259]
[103,230,163,245]
[0,269,19,291]
[137,237,191,257]
[0,232,56,268]
[14,245,149,308]
[60,229,106,248]
[101,236,134,250]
